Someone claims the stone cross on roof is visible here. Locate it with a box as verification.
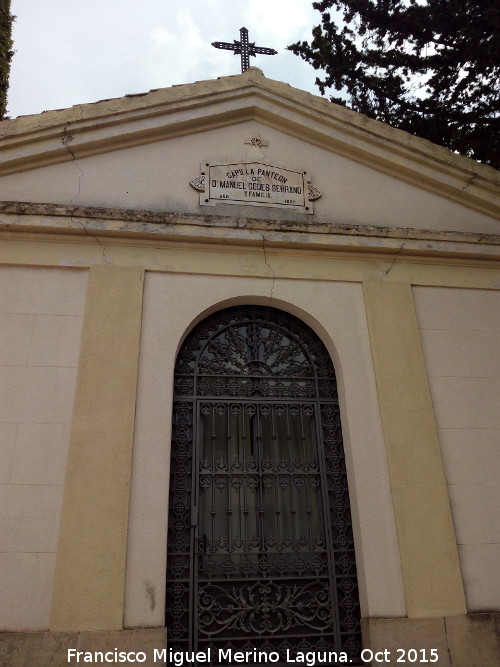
[212,27,277,73]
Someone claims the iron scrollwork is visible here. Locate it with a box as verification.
[199,581,333,635]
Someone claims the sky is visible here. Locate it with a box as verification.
[8,0,326,119]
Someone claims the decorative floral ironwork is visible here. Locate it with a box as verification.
[198,581,333,635]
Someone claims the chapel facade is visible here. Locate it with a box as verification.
[0,68,498,666]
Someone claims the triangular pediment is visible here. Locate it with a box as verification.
[0,67,498,231]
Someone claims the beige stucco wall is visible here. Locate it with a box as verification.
[0,267,87,630]
[413,286,500,611]
[124,271,407,628]
[0,121,497,235]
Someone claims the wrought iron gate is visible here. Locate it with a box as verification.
[166,306,361,663]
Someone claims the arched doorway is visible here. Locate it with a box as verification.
[166,306,361,663]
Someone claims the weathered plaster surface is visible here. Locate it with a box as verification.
[413,286,500,612]
[0,267,87,630]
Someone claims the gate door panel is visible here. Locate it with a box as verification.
[166,307,361,663]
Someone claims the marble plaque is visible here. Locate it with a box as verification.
[190,162,321,213]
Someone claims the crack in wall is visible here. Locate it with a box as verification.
[382,229,410,279]
[62,124,83,202]
[458,171,477,196]
[443,617,453,666]
[61,115,110,264]
[437,171,478,229]
[259,231,276,302]
[72,215,111,264]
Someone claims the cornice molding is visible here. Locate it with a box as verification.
[1,201,498,263]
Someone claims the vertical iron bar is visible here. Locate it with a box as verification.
[315,402,344,650]
[242,409,249,552]
[299,406,314,549]
[286,405,298,547]
[226,407,232,553]
[211,404,216,552]
[192,400,200,652]
[256,408,265,552]
[272,405,280,551]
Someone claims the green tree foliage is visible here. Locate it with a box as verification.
[0,0,14,120]
[288,0,500,168]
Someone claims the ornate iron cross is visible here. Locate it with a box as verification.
[212,27,277,73]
